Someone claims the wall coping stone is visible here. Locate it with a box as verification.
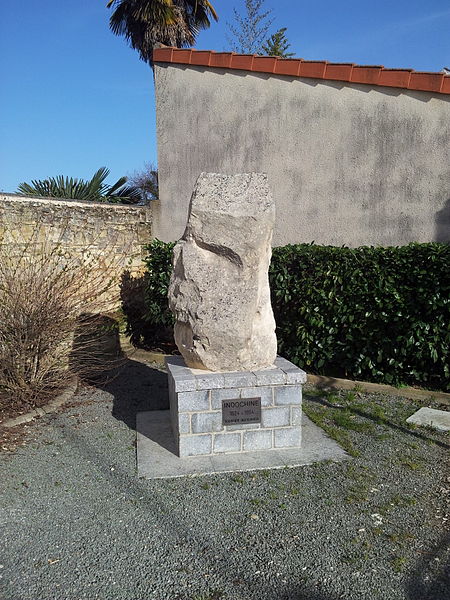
[0,192,151,213]
[154,47,450,95]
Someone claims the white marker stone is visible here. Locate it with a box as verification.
[406,407,450,432]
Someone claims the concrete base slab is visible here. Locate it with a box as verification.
[137,410,349,479]
[406,407,450,432]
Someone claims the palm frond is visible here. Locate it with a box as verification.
[17,167,142,204]
[107,0,218,64]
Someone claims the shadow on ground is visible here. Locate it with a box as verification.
[98,358,168,431]
[405,532,450,600]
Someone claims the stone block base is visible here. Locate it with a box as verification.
[166,356,307,458]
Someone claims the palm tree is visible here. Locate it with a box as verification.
[17,167,143,204]
[107,0,218,65]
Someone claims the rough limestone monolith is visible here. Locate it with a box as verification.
[168,172,277,372]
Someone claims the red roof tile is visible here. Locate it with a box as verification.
[153,48,450,95]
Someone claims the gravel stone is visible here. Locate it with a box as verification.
[0,363,448,600]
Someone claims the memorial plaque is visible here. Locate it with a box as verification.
[222,398,261,426]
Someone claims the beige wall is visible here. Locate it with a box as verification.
[0,194,152,306]
[153,64,450,246]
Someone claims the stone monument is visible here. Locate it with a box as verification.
[166,173,306,458]
[169,172,277,371]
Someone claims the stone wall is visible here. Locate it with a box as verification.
[153,63,450,247]
[0,193,152,307]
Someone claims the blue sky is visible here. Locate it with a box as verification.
[1,0,449,193]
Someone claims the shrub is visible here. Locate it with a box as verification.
[130,240,449,391]
[270,243,449,390]
[120,240,175,350]
[0,224,126,414]
[142,239,175,330]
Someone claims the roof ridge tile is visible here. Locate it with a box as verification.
[153,47,450,95]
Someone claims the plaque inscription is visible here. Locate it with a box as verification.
[222,398,261,426]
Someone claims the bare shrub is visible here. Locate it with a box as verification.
[0,222,133,415]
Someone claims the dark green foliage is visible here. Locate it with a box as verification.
[126,240,449,390]
[270,243,449,391]
[262,27,294,58]
[120,240,175,349]
[142,239,175,328]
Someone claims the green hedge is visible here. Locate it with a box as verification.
[270,243,449,391]
[125,240,449,391]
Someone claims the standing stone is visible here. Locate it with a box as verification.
[168,172,277,372]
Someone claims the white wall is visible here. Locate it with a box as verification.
[153,64,450,246]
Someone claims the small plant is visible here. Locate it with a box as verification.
[344,391,357,403]
[231,475,245,484]
[398,458,423,472]
[392,556,407,573]
[387,531,415,545]
[326,393,342,405]
[250,498,266,506]
[345,483,370,504]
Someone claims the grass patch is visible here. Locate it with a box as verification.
[344,463,375,480]
[345,483,370,504]
[250,498,267,507]
[326,393,342,405]
[392,556,407,573]
[303,402,361,457]
[378,495,417,515]
[386,531,415,546]
[342,538,373,566]
[344,391,357,402]
[398,457,424,472]
[332,410,376,434]
[231,475,245,484]
[343,464,376,503]
[353,383,366,393]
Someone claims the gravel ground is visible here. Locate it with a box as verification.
[1,358,449,600]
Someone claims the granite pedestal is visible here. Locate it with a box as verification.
[166,355,307,458]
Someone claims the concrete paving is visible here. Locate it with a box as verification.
[406,407,450,432]
[137,410,349,478]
